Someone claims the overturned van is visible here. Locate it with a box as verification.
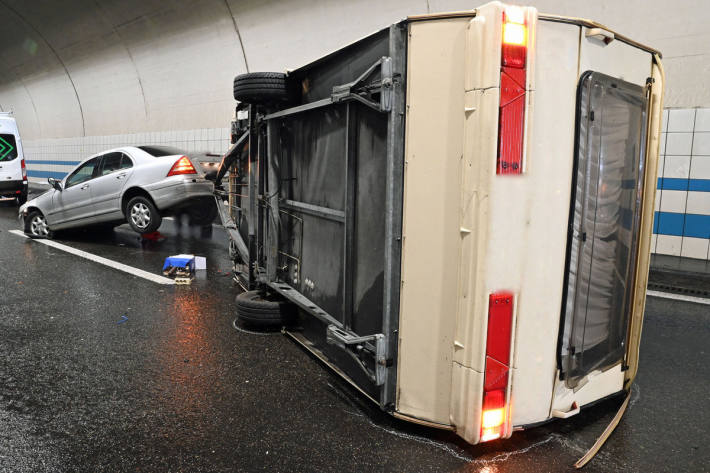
[215,1,664,445]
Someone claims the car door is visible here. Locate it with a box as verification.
[50,157,101,226]
[90,152,134,219]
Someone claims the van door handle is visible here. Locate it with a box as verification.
[80,184,90,190]
[116,173,126,179]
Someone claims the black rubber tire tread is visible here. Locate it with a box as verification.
[235,290,296,327]
[233,72,291,104]
[125,195,162,234]
[237,310,285,326]
[17,193,27,205]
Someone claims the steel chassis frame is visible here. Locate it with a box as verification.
[223,24,407,409]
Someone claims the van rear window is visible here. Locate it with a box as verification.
[0,134,18,161]
[137,145,186,157]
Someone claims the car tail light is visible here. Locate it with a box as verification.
[167,156,197,176]
[21,158,26,179]
[497,6,528,175]
[480,292,514,442]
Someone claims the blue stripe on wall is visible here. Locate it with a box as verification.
[689,180,710,192]
[654,211,684,236]
[684,214,710,239]
[27,170,68,179]
[26,159,81,166]
[657,178,710,192]
[654,211,710,238]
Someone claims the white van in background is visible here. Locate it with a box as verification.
[0,112,27,205]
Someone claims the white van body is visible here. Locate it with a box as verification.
[396,2,663,443]
[0,112,28,204]
[223,1,663,447]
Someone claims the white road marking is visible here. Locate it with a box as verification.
[646,289,710,305]
[9,230,175,285]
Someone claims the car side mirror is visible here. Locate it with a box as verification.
[48,177,63,191]
[204,170,217,182]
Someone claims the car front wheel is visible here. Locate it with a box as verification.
[24,210,53,239]
[126,196,162,234]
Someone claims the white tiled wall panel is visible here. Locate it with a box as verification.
[686,192,710,215]
[656,107,710,261]
[665,132,693,155]
[691,132,710,156]
[663,155,690,178]
[690,156,710,179]
[694,108,710,132]
[680,237,709,260]
[658,190,687,213]
[656,235,683,257]
[667,108,695,133]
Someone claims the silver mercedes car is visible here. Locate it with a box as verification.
[19,145,216,238]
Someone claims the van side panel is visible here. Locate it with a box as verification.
[508,19,580,426]
[396,17,471,425]
[551,29,655,413]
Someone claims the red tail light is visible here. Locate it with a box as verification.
[481,292,514,442]
[502,8,527,68]
[21,158,26,179]
[167,156,197,176]
[498,7,528,175]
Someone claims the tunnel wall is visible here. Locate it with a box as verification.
[0,0,709,259]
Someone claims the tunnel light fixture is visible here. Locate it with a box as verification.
[167,156,197,176]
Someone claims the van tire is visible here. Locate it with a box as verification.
[125,196,162,234]
[233,72,292,104]
[17,192,27,205]
[235,290,296,327]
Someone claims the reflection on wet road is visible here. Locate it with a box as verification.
[0,196,707,472]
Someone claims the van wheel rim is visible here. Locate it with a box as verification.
[130,202,150,229]
[30,215,49,237]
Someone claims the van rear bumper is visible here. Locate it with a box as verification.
[0,179,27,197]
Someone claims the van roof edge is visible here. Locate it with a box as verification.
[538,13,662,58]
[405,10,661,59]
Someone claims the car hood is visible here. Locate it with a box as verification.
[18,190,52,217]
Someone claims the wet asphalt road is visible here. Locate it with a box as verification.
[0,194,708,472]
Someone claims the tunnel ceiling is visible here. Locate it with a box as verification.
[0,0,438,140]
[0,0,704,141]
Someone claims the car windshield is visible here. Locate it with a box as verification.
[137,145,186,157]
